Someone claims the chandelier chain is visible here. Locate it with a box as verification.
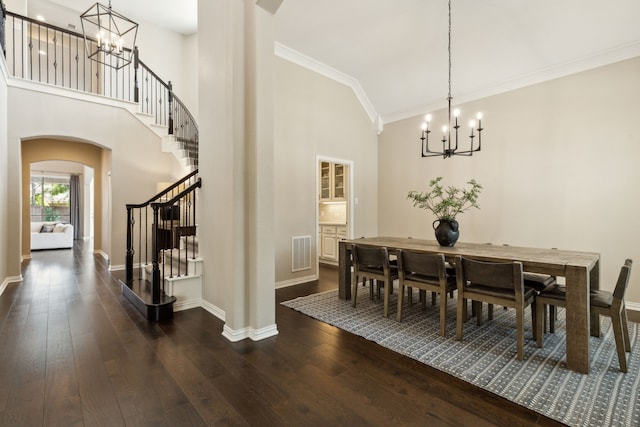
[448,0,452,101]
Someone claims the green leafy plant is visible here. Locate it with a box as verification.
[407,177,482,221]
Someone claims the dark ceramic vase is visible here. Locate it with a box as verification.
[432,219,459,247]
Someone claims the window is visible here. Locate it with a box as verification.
[30,175,71,222]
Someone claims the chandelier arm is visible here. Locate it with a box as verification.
[417,0,484,159]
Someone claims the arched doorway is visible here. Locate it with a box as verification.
[21,138,108,258]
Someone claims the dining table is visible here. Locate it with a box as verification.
[338,237,601,374]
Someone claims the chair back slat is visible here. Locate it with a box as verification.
[460,257,523,290]
[354,245,389,269]
[398,250,445,280]
[612,259,633,301]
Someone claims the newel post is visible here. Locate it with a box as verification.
[151,203,161,304]
[125,205,134,283]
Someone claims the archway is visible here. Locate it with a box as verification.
[21,138,109,258]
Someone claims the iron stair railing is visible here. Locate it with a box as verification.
[1,10,198,167]
[126,170,201,304]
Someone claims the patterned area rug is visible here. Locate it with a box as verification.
[282,286,640,427]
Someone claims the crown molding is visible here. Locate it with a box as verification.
[274,42,379,129]
[384,41,640,125]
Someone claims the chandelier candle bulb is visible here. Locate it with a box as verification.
[417,0,485,158]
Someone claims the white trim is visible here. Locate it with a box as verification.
[626,301,640,315]
[174,299,202,312]
[0,52,8,84]
[274,42,379,128]
[222,325,250,342]
[250,324,279,341]
[201,299,226,321]
[275,274,318,289]
[221,323,279,342]
[0,275,23,296]
[384,41,640,124]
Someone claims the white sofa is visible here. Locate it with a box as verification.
[31,222,74,250]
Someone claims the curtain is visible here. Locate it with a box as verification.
[69,174,82,240]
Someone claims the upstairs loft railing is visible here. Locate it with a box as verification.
[126,170,201,304]
[1,10,198,166]
[1,2,6,57]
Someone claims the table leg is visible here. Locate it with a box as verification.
[565,264,590,374]
[338,241,351,300]
[590,260,601,337]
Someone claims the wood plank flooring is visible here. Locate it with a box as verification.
[0,242,566,426]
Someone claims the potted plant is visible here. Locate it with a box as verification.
[407,177,482,246]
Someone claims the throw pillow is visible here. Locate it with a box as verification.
[40,224,55,233]
[53,223,66,233]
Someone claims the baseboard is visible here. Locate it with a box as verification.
[250,323,279,341]
[0,275,23,297]
[626,302,640,323]
[201,299,226,322]
[21,254,32,261]
[96,250,109,263]
[109,264,124,271]
[221,323,279,342]
[275,274,318,289]
[174,298,202,312]
[222,324,250,342]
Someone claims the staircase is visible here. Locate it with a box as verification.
[143,235,203,311]
[1,10,202,321]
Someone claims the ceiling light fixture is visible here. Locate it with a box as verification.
[420,0,483,158]
[80,0,138,69]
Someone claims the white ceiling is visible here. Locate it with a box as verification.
[32,0,640,124]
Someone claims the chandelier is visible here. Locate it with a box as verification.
[80,1,138,69]
[420,0,483,158]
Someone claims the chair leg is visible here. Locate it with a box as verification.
[475,301,483,326]
[488,304,494,321]
[549,305,556,333]
[420,290,427,310]
[536,301,545,348]
[351,274,359,307]
[431,292,437,306]
[516,306,524,361]
[456,295,465,341]
[531,302,537,341]
[439,291,447,337]
[383,280,391,318]
[621,302,631,352]
[397,284,405,322]
[610,312,628,373]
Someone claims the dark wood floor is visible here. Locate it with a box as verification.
[0,242,566,426]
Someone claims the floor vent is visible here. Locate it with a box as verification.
[292,235,311,272]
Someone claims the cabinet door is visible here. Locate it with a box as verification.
[319,162,331,200]
[321,234,338,260]
[333,163,346,200]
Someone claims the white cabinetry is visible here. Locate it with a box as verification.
[319,162,347,201]
[319,225,347,262]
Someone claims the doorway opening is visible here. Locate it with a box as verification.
[317,157,353,267]
[30,161,95,251]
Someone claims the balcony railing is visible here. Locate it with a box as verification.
[1,10,198,165]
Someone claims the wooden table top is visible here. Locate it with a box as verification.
[343,237,599,276]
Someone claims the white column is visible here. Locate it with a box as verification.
[198,0,277,341]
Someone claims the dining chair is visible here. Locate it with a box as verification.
[535,259,633,372]
[455,256,537,361]
[351,244,398,318]
[396,250,456,335]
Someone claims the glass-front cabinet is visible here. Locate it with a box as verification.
[319,161,347,201]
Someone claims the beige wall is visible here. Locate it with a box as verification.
[274,58,379,285]
[7,84,182,274]
[378,57,640,305]
[20,139,104,256]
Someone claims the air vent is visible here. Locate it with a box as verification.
[292,235,311,272]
